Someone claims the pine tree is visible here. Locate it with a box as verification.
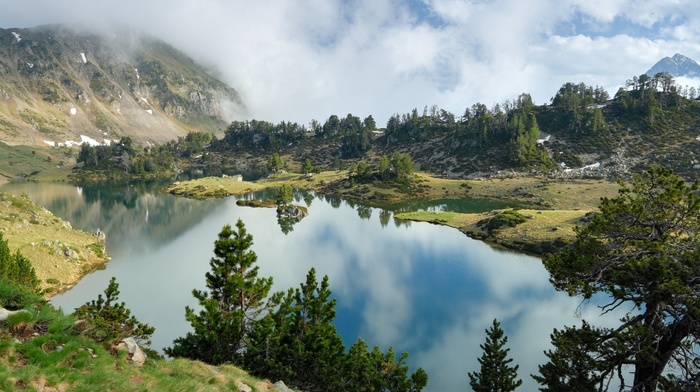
[244,267,428,392]
[269,268,345,390]
[276,184,294,207]
[468,319,522,392]
[73,277,155,345]
[302,157,314,174]
[165,219,278,365]
[0,232,39,292]
[540,167,700,390]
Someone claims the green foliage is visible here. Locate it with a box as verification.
[541,167,700,391]
[390,152,415,178]
[244,268,427,392]
[244,268,343,388]
[166,220,278,365]
[551,82,609,133]
[0,278,43,310]
[5,309,34,329]
[0,232,39,293]
[344,339,428,392]
[477,210,527,233]
[302,157,314,174]
[267,153,283,173]
[532,321,614,392]
[468,319,522,392]
[218,120,306,152]
[275,184,294,206]
[72,277,155,346]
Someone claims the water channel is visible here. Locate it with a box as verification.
[0,181,625,391]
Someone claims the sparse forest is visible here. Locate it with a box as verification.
[72,71,700,184]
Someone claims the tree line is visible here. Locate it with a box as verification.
[72,71,700,179]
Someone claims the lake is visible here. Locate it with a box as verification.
[0,181,624,391]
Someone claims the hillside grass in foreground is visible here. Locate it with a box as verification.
[0,303,276,392]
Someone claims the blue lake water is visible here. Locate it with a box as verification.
[0,181,625,391]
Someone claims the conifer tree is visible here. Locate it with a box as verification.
[539,167,700,390]
[166,219,279,365]
[245,268,428,392]
[468,319,522,392]
[73,277,155,345]
[249,268,345,390]
[0,232,39,292]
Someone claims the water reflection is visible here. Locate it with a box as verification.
[0,182,626,391]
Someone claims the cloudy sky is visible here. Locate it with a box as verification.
[2,0,700,126]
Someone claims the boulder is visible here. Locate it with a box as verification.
[116,337,146,366]
[63,247,78,259]
[235,381,252,392]
[274,381,293,392]
[0,307,29,322]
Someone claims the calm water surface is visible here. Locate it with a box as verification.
[1,181,624,391]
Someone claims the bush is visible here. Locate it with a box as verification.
[478,210,528,233]
[73,277,154,346]
[0,278,43,310]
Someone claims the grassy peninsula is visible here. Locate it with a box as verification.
[165,170,620,254]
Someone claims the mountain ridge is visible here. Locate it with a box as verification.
[645,53,700,78]
[0,24,246,146]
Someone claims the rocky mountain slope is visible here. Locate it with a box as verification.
[0,24,245,147]
[646,53,700,78]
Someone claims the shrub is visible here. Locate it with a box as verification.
[478,210,528,233]
[73,277,154,346]
[0,278,43,310]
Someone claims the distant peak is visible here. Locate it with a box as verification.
[646,53,700,78]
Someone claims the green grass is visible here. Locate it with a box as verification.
[0,142,73,182]
[0,303,278,392]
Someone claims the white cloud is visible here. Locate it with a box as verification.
[2,0,699,126]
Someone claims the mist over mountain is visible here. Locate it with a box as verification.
[0,24,246,146]
[646,54,700,78]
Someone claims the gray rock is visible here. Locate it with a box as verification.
[236,381,252,392]
[0,307,30,322]
[63,247,78,259]
[116,337,146,366]
[274,381,293,392]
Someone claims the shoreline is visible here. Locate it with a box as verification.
[164,171,620,255]
[0,191,111,298]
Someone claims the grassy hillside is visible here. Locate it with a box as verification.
[0,191,108,296]
[0,301,282,392]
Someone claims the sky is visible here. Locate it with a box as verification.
[2,0,700,126]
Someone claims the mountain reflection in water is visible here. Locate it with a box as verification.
[0,181,625,391]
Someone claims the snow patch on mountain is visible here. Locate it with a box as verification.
[43,135,115,147]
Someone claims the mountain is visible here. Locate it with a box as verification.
[645,53,700,78]
[0,24,246,146]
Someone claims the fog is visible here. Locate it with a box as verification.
[3,0,700,126]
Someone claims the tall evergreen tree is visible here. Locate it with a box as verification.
[244,268,428,392]
[468,319,522,392]
[539,167,700,391]
[246,268,345,390]
[165,220,279,365]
